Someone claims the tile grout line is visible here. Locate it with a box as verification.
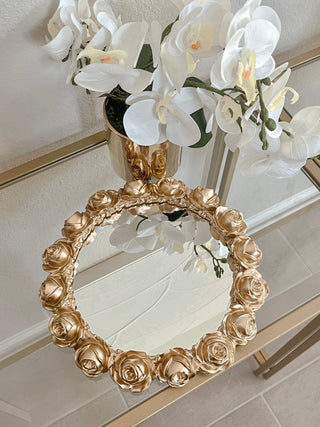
[261,394,282,427]
[205,354,320,427]
[206,394,261,427]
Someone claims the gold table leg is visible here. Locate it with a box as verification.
[254,314,320,379]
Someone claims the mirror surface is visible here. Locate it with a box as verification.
[75,211,231,355]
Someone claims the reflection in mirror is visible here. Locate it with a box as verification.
[75,211,231,355]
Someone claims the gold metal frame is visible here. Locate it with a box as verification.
[39,178,268,392]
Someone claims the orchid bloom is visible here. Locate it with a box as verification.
[280,107,320,163]
[210,2,280,104]
[93,0,122,36]
[215,95,243,134]
[74,21,153,94]
[161,0,232,91]
[44,0,97,82]
[224,65,300,152]
[109,212,212,255]
[237,107,320,178]
[123,66,203,146]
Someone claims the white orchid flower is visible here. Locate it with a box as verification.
[44,0,98,82]
[239,132,304,178]
[210,10,280,103]
[74,22,153,94]
[238,106,320,179]
[93,0,122,36]
[215,95,243,134]
[225,65,300,153]
[196,88,217,132]
[280,107,320,162]
[123,66,203,146]
[226,0,281,42]
[161,0,232,91]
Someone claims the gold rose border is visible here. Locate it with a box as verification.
[39,178,269,392]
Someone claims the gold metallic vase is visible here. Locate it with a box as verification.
[103,99,181,182]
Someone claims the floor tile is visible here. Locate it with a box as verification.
[255,229,312,298]
[256,273,320,330]
[139,326,320,427]
[49,388,127,427]
[264,358,320,427]
[210,396,279,427]
[280,204,320,274]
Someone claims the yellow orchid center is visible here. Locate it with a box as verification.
[191,41,201,50]
[156,92,176,124]
[220,96,242,123]
[187,23,215,54]
[268,87,299,112]
[236,49,257,105]
[78,45,128,65]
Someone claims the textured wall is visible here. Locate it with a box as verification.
[1,0,320,167]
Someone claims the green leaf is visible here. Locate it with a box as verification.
[184,76,205,85]
[163,210,188,222]
[161,19,177,43]
[136,44,154,72]
[189,108,213,148]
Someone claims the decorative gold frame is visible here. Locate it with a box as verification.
[39,178,268,393]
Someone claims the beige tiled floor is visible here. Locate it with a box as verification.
[139,327,320,427]
[138,205,320,427]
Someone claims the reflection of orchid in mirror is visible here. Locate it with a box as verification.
[44,0,320,177]
[109,211,228,278]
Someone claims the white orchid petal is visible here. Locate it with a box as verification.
[119,69,153,94]
[264,69,291,106]
[172,87,203,114]
[194,221,212,245]
[136,218,160,237]
[123,99,162,146]
[74,63,121,92]
[280,135,308,161]
[210,52,229,88]
[304,135,320,158]
[227,0,261,41]
[255,56,275,79]
[112,22,148,67]
[150,21,162,66]
[161,223,187,244]
[252,6,281,33]
[245,20,279,68]
[90,27,110,49]
[166,106,201,146]
[221,29,244,82]
[43,26,74,60]
[138,234,159,250]
[126,91,157,105]
[109,224,138,246]
[215,97,242,134]
[161,43,188,92]
[206,114,214,133]
[291,106,320,136]
[78,0,91,20]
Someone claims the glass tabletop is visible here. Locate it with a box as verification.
[1,57,320,427]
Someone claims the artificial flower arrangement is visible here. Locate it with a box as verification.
[44,0,320,276]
